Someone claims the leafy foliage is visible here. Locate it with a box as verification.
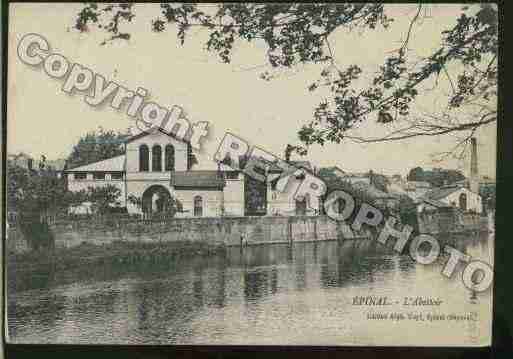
[369,171,390,193]
[66,127,131,169]
[127,194,143,209]
[8,155,124,220]
[284,144,308,162]
[81,185,123,215]
[406,166,465,187]
[479,182,495,211]
[73,4,497,154]
[244,175,267,215]
[396,194,418,230]
[7,156,83,250]
[128,193,183,217]
[317,167,379,218]
[7,156,83,221]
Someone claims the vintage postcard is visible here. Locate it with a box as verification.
[5,3,497,346]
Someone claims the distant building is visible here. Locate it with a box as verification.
[351,181,400,210]
[266,160,321,216]
[403,181,432,202]
[321,166,346,178]
[416,198,452,214]
[422,185,482,214]
[7,152,66,175]
[389,174,403,182]
[341,176,371,185]
[416,137,484,214]
[7,152,35,170]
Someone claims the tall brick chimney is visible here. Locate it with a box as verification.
[470,137,479,193]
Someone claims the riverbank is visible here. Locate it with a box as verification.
[6,211,491,257]
[7,240,226,275]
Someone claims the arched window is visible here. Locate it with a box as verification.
[165,144,175,171]
[459,193,467,211]
[194,196,203,217]
[139,144,149,172]
[152,145,162,172]
[295,198,307,216]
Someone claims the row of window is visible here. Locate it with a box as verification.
[139,144,175,172]
[72,172,123,180]
[71,170,240,181]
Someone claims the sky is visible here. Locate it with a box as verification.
[7,3,497,178]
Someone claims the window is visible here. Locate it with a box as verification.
[165,144,175,171]
[74,172,87,180]
[459,193,467,211]
[93,173,105,180]
[111,172,123,180]
[295,198,307,216]
[139,144,149,172]
[152,145,162,172]
[194,196,203,217]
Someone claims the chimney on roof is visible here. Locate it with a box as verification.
[470,137,479,193]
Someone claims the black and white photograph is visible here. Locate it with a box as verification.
[4,2,498,347]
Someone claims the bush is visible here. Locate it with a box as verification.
[19,220,55,251]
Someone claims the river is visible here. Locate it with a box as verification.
[7,232,494,346]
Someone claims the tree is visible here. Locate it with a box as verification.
[479,183,495,212]
[407,167,424,181]
[284,144,307,163]
[396,195,418,230]
[406,166,465,187]
[83,185,123,215]
[128,193,183,217]
[244,175,267,215]
[7,155,85,250]
[317,167,380,219]
[73,4,497,159]
[66,127,131,169]
[7,155,83,221]
[369,171,389,193]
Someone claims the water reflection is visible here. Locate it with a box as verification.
[7,233,492,344]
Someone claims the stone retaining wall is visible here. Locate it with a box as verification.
[6,216,369,253]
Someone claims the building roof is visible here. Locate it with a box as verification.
[267,159,313,173]
[407,181,432,188]
[424,185,463,200]
[322,166,345,174]
[171,171,226,189]
[290,160,313,172]
[419,198,451,208]
[125,127,189,144]
[64,155,125,172]
[352,181,398,199]
[387,182,408,196]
